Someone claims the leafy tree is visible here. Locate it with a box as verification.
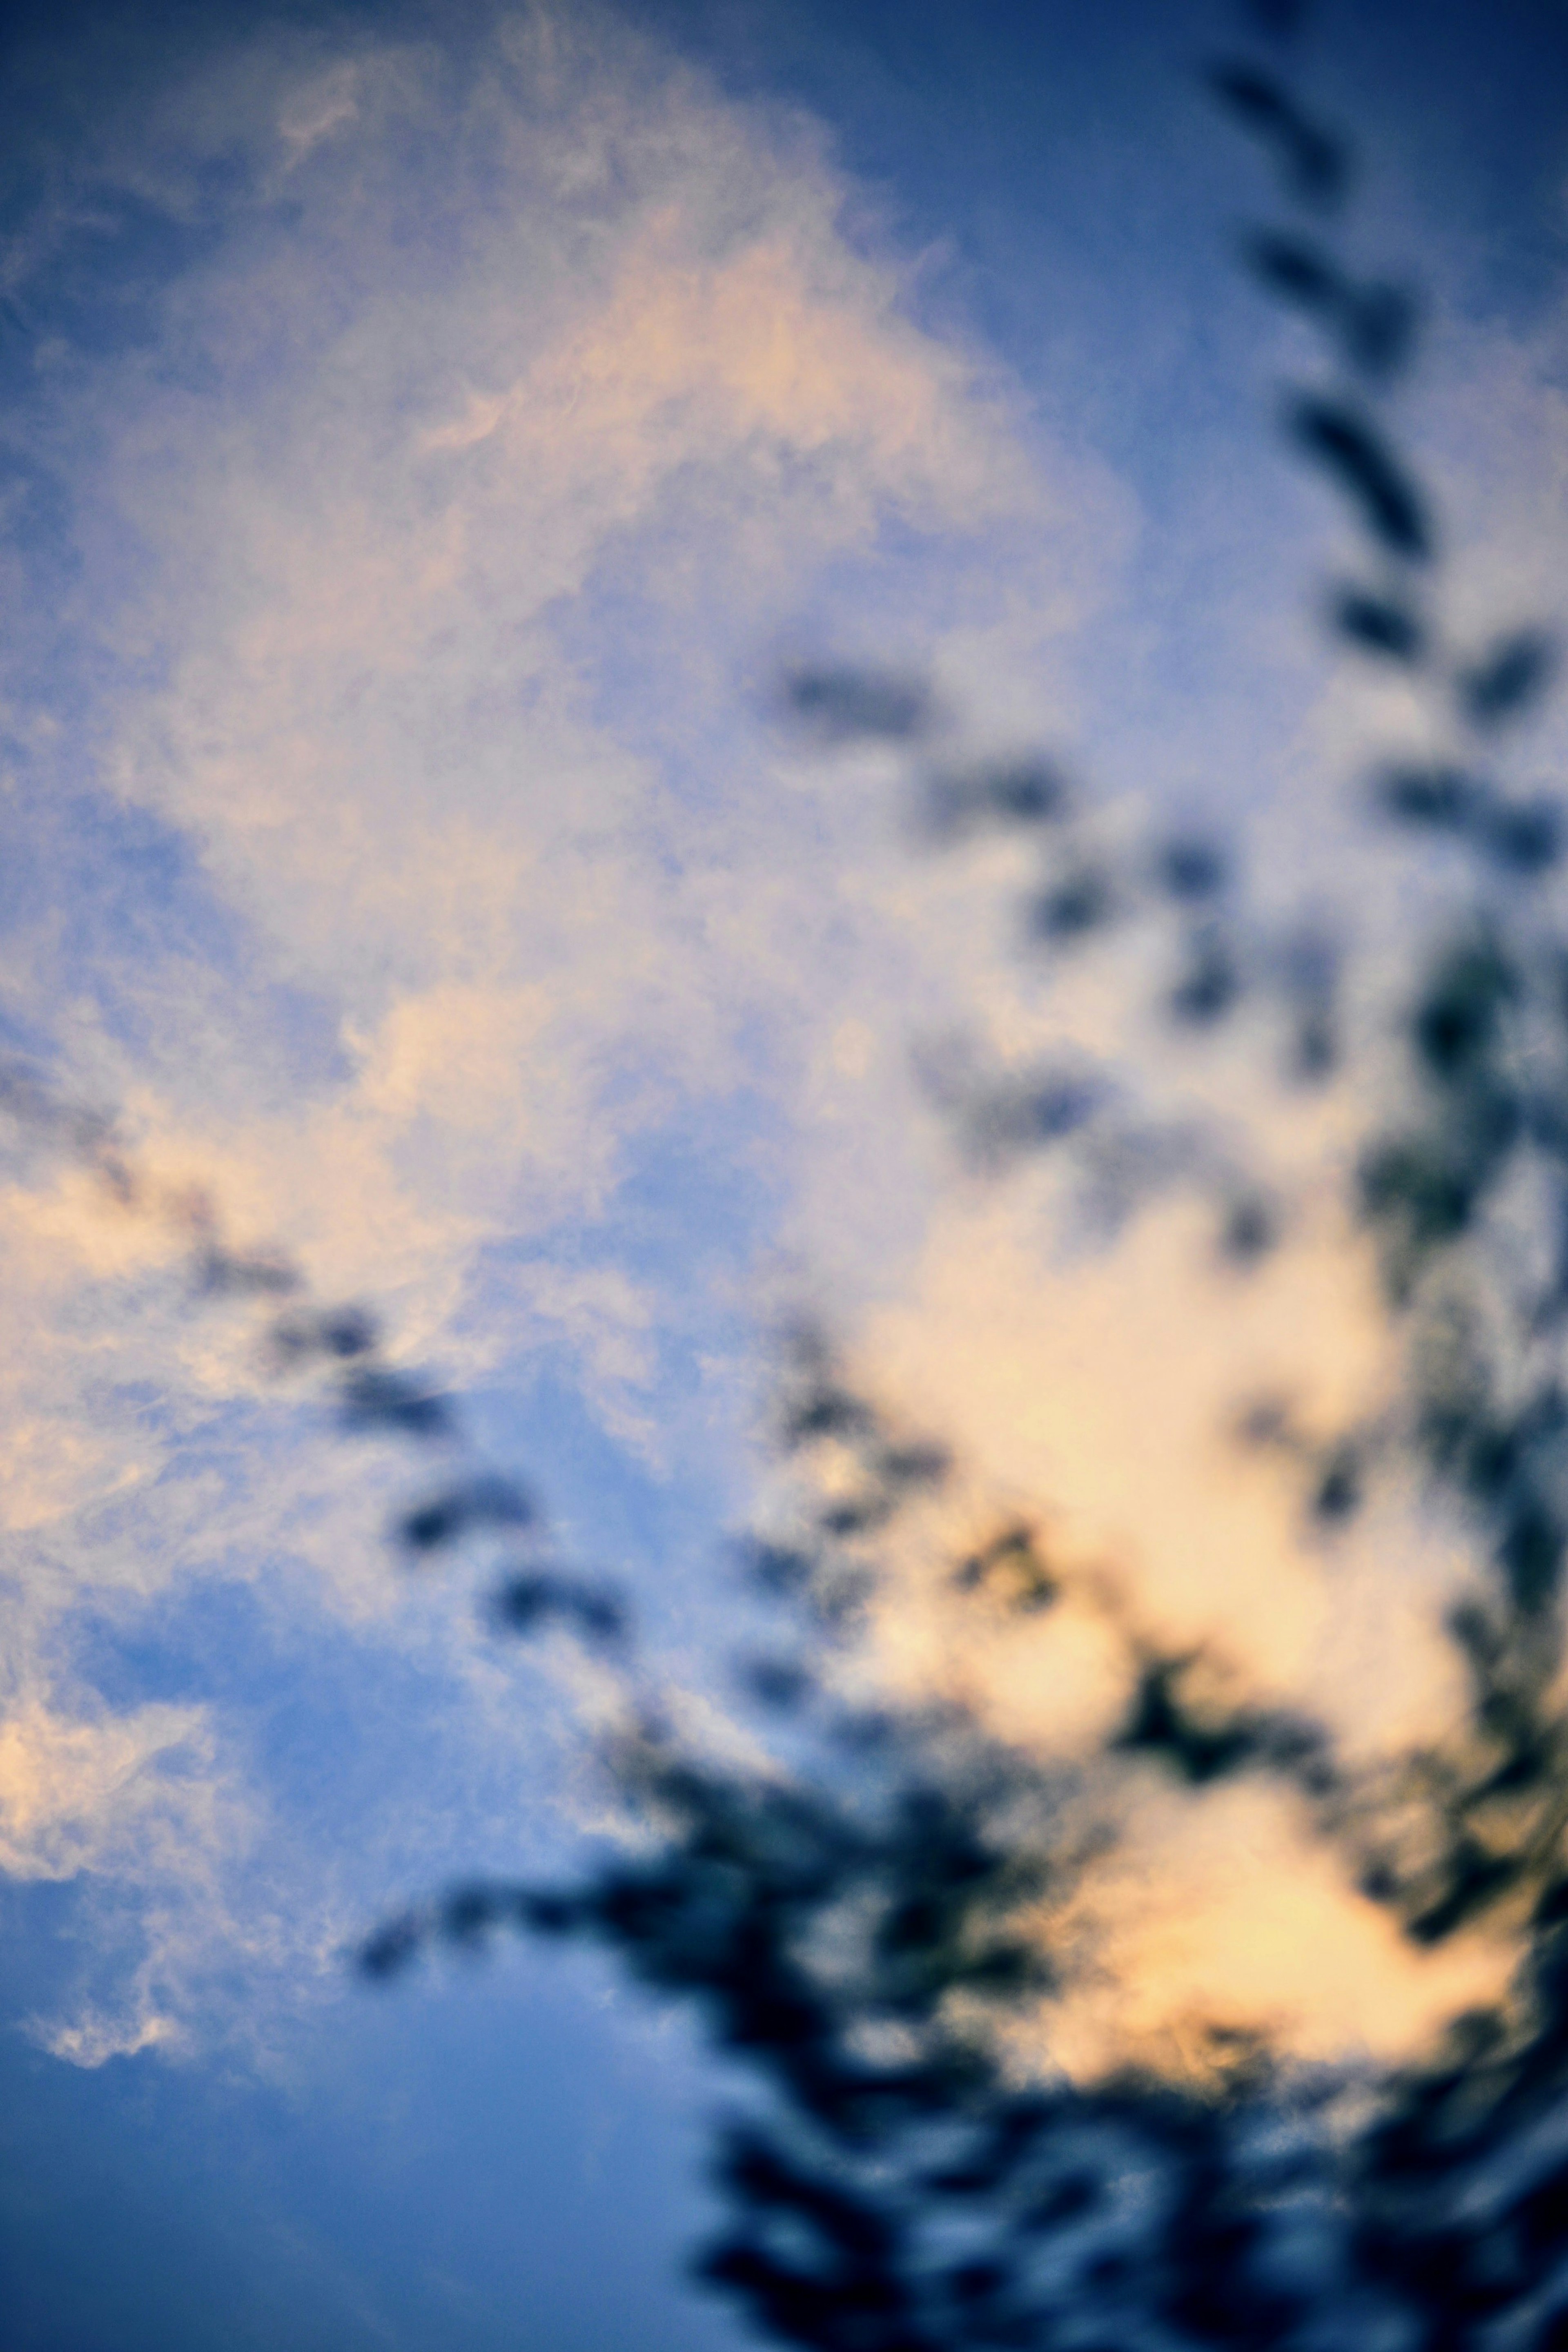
[9,2,1568,2344]
[352,9,1568,2342]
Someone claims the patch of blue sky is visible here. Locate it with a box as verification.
[0,1932,748,2352]
[0,774,350,1115]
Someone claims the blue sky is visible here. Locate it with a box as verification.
[2,1,1568,2344]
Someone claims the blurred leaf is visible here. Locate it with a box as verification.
[953,1525,1058,1613]
[1411,942,1513,1084]
[1459,630,1558,730]
[490,1571,628,1648]
[1169,926,1241,1025]
[1376,765,1480,829]
[271,1303,379,1365]
[1242,227,1341,311]
[395,1474,534,1553]
[969,1066,1105,1162]
[1483,797,1561,876]
[1287,395,1433,560]
[1157,837,1229,899]
[779,664,932,744]
[339,1363,453,1439]
[1331,585,1425,662]
[1342,281,1420,378]
[1312,1443,1361,1521]
[1033,867,1115,940]
[924,757,1069,837]
[1222,1193,1277,1263]
[1207,61,1350,205]
[194,1242,301,1298]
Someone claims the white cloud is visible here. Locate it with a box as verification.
[0,0,1115,2058]
[0,1697,219,1882]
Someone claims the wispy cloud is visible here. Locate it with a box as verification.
[0,1,1108,2059]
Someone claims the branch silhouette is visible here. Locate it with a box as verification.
[348,10,1568,2341]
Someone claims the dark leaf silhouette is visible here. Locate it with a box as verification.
[780,665,933,745]
[1206,60,1349,205]
[1331,584,1425,662]
[1156,837,1229,900]
[1221,1191,1276,1262]
[1376,763,1481,829]
[1032,866,1115,940]
[1241,225,1341,312]
[1342,279,1419,378]
[271,1303,380,1364]
[1287,394,1433,559]
[193,1242,301,1297]
[1169,925,1240,1025]
[923,758,1070,838]
[395,1473,535,1553]
[967,1066,1105,1163]
[1483,796,1561,874]
[1460,629,1558,730]
[488,1570,628,1649]
[338,1362,454,1439]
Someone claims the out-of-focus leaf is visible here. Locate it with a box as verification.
[1033,867,1115,940]
[271,1303,380,1364]
[1221,1193,1276,1263]
[1207,61,1350,205]
[1411,942,1512,1084]
[1157,838,1229,900]
[1459,630,1558,730]
[1483,797,1561,875]
[490,1570,628,1648]
[779,663,932,744]
[1375,765,1480,829]
[339,1362,453,1439]
[395,1473,534,1553]
[1331,585,1425,662]
[1360,1136,1477,1290]
[1312,1443,1361,1521]
[1280,931,1339,1082]
[969,1067,1105,1163]
[953,1525,1058,1614]
[782,1382,875,1446]
[1243,227,1340,310]
[357,1911,425,1980]
[745,1657,815,1712]
[1287,395,1432,560]
[1169,927,1240,1025]
[924,758,1069,838]
[194,1243,301,1298]
[1114,1660,1261,1785]
[874,1441,950,1491]
[1342,281,1419,378]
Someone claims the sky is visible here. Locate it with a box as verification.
[2,0,1568,2344]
